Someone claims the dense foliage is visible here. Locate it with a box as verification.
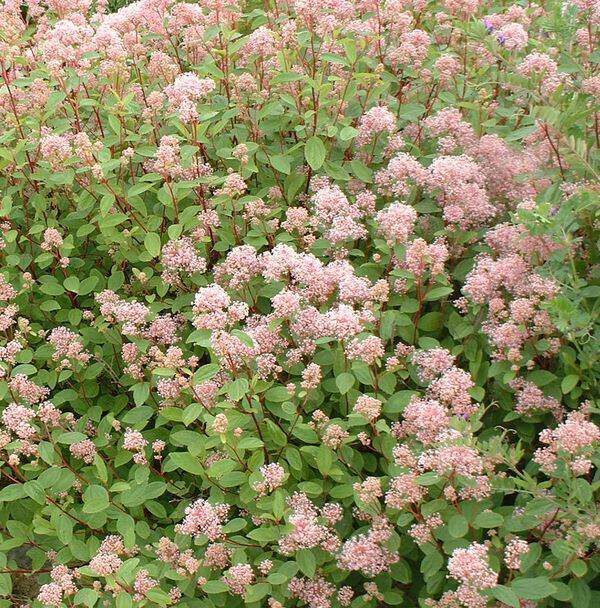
[0,0,598,607]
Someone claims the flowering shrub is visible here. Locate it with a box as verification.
[0,0,598,607]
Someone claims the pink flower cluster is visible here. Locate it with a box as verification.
[164,72,215,122]
[356,105,397,145]
[447,542,498,607]
[37,566,77,607]
[279,493,341,555]
[47,327,91,368]
[222,563,254,595]
[253,462,286,495]
[535,404,600,476]
[176,498,230,541]
[337,517,399,577]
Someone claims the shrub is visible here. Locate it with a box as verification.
[0,0,598,607]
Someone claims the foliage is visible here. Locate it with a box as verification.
[0,0,598,607]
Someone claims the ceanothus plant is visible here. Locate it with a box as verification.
[0,0,598,607]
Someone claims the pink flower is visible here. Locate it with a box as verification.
[37,583,63,607]
[70,439,97,464]
[497,22,528,50]
[254,462,286,495]
[447,542,498,590]
[279,493,339,554]
[203,543,232,569]
[161,237,207,284]
[41,228,63,250]
[288,576,336,608]
[412,348,455,382]
[354,395,382,422]
[301,363,322,390]
[47,327,91,368]
[89,552,122,576]
[222,563,254,595]
[356,105,396,145]
[322,424,349,449]
[427,155,496,229]
[345,335,384,365]
[123,428,148,452]
[375,152,428,197]
[177,498,229,540]
[243,25,277,57]
[504,539,529,569]
[353,477,383,503]
[392,29,430,67]
[9,374,49,404]
[212,413,228,434]
[40,134,72,168]
[2,402,36,439]
[164,72,215,122]
[428,367,476,417]
[398,397,450,445]
[337,518,398,576]
[385,473,426,509]
[133,569,158,601]
[375,202,417,244]
[534,406,600,475]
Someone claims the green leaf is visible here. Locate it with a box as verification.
[569,579,591,608]
[305,136,326,170]
[265,420,287,448]
[570,559,587,577]
[56,514,74,544]
[316,444,333,476]
[491,585,521,608]
[116,514,136,548]
[416,472,440,486]
[132,382,150,406]
[247,526,281,543]
[182,402,203,426]
[238,437,264,450]
[339,126,358,141]
[227,378,248,401]
[144,232,161,257]
[64,276,80,293]
[419,312,444,332]
[23,481,45,504]
[561,374,579,394]
[512,577,556,600]
[121,482,166,507]
[169,452,204,475]
[420,551,443,577]
[296,548,316,577]
[56,432,89,445]
[39,281,64,296]
[202,580,229,594]
[474,510,504,528]
[115,593,133,608]
[0,573,11,596]
[194,364,220,383]
[572,478,593,503]
[270,154,291,175]
[265,385,292,402]
[336,372,354,394]
[82,485,109,514]
[245,583,271,603]
[527,370,556,387]
[74,588,100,607]
[145,588,172,606]
[448,514,469,538]
[349,159,372,182]
[425,286,453,301]
[0,484,26,502]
